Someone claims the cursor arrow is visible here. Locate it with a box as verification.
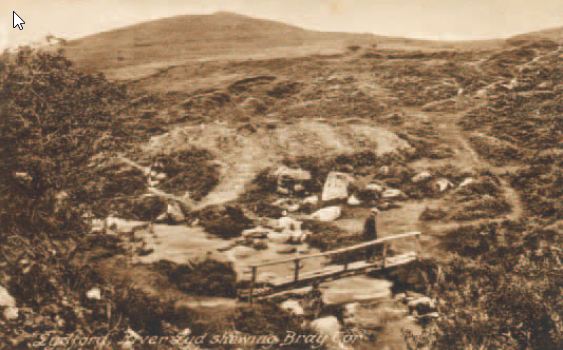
[13,11,25,30]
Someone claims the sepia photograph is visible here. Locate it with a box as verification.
[0,1,561,349]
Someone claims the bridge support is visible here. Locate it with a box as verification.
[250,266,257,304]
[244,231,421,301]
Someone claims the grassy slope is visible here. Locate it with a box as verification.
[62,11,510,80]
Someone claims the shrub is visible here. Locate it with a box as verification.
[152,259,237,298]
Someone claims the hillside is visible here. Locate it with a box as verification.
[509,25,563,42]
[62,11,506,80]
[2,12,561,350]
[62,12,374,78]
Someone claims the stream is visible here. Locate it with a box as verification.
[123,198,438,350]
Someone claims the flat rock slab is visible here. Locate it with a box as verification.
[321,276,392,305]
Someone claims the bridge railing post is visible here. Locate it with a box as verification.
[294,259,300,282]
[250,266,257,304]
[382,242,387,268]
[415,234,421,260]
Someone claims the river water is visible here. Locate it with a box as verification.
[125,197,437,349]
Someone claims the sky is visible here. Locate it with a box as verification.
[1,0,562,49]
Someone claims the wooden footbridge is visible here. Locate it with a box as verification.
[240,231,421,302]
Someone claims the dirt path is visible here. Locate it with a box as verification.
[193,137,271,210]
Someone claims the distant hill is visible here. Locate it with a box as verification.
[63,12,375,76]
[508,26,563,42]
[61,12,559,80]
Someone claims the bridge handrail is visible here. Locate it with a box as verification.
[249,231,421,268]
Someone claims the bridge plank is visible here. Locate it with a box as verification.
[249,231,420,268]
[269,252,416,288]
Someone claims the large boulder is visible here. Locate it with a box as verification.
[322,172,354,201]
[322,277,392,305]
[272,166,311,194]
[310,206,342,222]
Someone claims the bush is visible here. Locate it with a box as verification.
[450,195,511,221]
[155,148,220,200]
[198,205,254,238]
[152,259,237,298]
[419,207,447,221]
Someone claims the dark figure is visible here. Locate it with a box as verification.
[363,208,379,261]
[308,281,323,318]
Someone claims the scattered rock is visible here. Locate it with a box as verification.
[378,165,390,176]
[267,232,291,244]
[230,246,255,259]
[120,328,143,350]
[302,195,319,206]
[0,286,16,308]
[167,202,186,223]
[106,216,148,234]
[365,183,385,193]
[91,218,107,233]
[277,216,302,232]
[322,172,354,201]
[412,171,432,183]
[433,178,454,192]
[242,227,269,239]
[459,177,475,187]
[408,296,436,315]
[343,302,360,325]
[311,316,340,337]
[272,166,311,195]
[86,287,102,300]
[3,306,19,320]
[382,189,407,199]
[155,172,167,180]
[347,195,361,206]
[280,299,304,316]
[310,206,342,222]
[14,171,32,182]
[416,311,440,322]
[272,198,300,212]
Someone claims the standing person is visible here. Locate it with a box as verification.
[363,208,379,261]
[309,281,323,318]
